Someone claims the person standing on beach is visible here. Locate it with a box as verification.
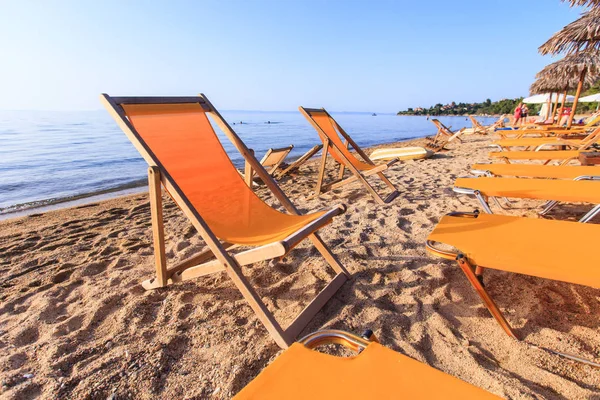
[521,104,528,124]
[513,103,522,127]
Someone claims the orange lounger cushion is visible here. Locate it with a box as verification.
[489,150,580,160]
[454,177,600,203]
[493,138,584,147]
[471,164,600,179]
[234,342,499,399]
[427,213,600,288]
[122,103,327,246]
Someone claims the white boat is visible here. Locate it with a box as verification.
[370,146,432,162]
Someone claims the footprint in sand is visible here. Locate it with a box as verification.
[81,262,107,276]
[7,352,28,370]
[51,270,72,284]
[13,326,39,347]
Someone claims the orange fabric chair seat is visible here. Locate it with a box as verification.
[122,103,328,246]
[428,213,600,288]
[234,342,499,399]
[454,177,600,203]
[471,164,600,179]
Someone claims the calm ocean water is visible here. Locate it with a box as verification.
[0,110,496,216]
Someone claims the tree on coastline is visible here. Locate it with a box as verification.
[397,98,529,116]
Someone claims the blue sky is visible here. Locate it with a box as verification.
[0,0,586,112]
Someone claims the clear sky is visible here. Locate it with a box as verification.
[0,0,587,112]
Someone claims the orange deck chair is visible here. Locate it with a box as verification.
[243,145,293,184]
[468,116,488,135]
[427,212,600,347]
[234,329,500,399]
[299,107,399,204]
[101,94,350,348]
[274,144,323,179]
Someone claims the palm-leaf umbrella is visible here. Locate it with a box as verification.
[535,51,600,126]
[530,73,591,120]
[562,0,600,7]
[539,9,600,55]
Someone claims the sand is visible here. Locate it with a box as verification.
[1,134,599,399]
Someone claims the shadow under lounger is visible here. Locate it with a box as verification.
[427,212,600,339]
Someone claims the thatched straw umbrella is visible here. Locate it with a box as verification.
[539,8,600,55]
[562,0,600,8]
[530,74,589,121]
[530,80,560,120]
[535,51,600,126]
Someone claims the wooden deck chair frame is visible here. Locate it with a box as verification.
[244,145,293,184]
[299,107,399,205]
[468,116,487,135]
[100,94,351,349]
[426,119,465,152]
[274,144,323,178]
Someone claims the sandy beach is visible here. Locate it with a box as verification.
[1,134,599,399]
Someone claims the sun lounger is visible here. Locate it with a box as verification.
[489,149,583,164]
[453,176,600,222]
[274,144,323,178]
[101,94,350,348]
[426,119,465,152]
[471,163,600,180]
[427,212,600,341]
[495,120,599,139]
[234,329,500,399]
[299,107,399,204]
[492,126,600,151]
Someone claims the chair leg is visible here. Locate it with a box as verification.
[312,141,329,199]
[456,255,517,339]
[146,166,168,289]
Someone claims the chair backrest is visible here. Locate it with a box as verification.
[260,145,293,173]
[469,116,483,128]
[431,119,451,134]
[299,107,373,171]
[102,95,298,242]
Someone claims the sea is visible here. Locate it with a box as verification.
[0,110,496,219]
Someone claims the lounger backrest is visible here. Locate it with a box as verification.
[584,114,600,127]
[119,102,292,240]
[301,108,372,171]
[580,125,600,148]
